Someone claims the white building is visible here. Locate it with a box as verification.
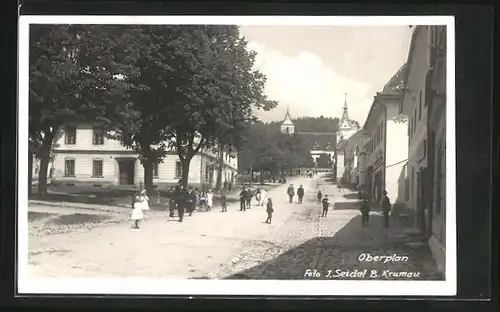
[280,108,295,135]
[40,123,238,190]
[336,94,360,182]
[400,26,431,232]
[361,64,409,210]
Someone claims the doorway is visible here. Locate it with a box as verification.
[118,159,135,185]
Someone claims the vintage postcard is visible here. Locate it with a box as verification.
[18,15,455,296]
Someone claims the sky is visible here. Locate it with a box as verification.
[239,25,413,126]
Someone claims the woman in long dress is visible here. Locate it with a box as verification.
[259,189,268,206]
[139,189,150,220]
[131,193,144,229]
[206,189,213,211]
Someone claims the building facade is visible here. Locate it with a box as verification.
[360,64,409,210]
[426,25,447,273]
[400,25,431,234]
[41,123,238,190]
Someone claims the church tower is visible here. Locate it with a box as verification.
[338,93,358,141]
[281,107,295,135]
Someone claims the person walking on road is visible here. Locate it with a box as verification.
[287,184,295,203]
[259,188,268,206]
[187,187,197,216]
[360,198,371,227]
[382,190,392,228]
[316,190,322,205]
[178,186,189,222]
[239,187,247,211]
[245,187,253,210]
[131,191,144,229]
[221,189,227,212]
[321,195,330,217]
[265,198,274,224]
[206,189,214,211]
[297,185,305,204]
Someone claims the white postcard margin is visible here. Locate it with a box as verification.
[17,15,456,296]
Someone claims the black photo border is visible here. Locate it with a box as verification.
[1,1,495,310]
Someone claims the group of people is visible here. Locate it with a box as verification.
[286,184,305,204]
[360,190,392,228]
[130,185,219,228]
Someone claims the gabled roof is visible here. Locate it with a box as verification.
[382,63,407,94]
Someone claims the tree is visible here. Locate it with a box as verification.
[167,26,277,188]
[29,25,120,196]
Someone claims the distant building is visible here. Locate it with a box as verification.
[279,109,337,167]
[36,123,238,190]
[280,107,295,135]
[335,94,360,181]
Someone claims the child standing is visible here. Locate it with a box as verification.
[321,195,330,217]
[139,189,150,220]
[317,190,322,205]
[206,189,213,211]
[265,198,274,224]
[131,192,144,229]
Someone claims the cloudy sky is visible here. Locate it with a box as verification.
[239,25,412,125]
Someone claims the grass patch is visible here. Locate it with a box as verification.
[45,213,112,226]
[28,211,57,222]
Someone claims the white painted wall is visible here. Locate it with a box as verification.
[385,120,409,205]
[403,26,430,218]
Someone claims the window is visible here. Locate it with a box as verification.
[65,126,76,144]
[92,159,103,177]
[413,108,417,132]
[152,161,159,178]
[175,160,182,178]
[93,128,104,145]
[64,159,75,176]
[418,90,423,121]
[286,127,290,133]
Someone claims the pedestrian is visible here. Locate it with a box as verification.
[337,183,341,191]
[131,192,144,229]
[139,189,150,220]
[167,186,175,217]
[199,191,207,211]
[255,187,261,205]
[287,184,295,203]
[321,195,330,217]
[221,189,227,212]
[382,190,392,228]
[259,188,268,206]
[245,187,253,209]
[316,190,322,204]
[187,187,197,216]
[297,185,305,204]
[170,185,180,218]
[178,186,189,222]
[360,197,371,227]
[265,198,274,224]
[206,189,213,211]
[239,187,246,211]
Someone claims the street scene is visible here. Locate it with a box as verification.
[25,22,447,282]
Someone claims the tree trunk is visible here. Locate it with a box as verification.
[28,148,33,196]
[260,169,264,184]
[215,143,224,191]
[37,143,51,197]
[143,158,154,194]
[249,162,253,186]
[180,157,192,189]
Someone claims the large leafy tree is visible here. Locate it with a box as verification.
[29,24,120,196]
[167,25,277,188]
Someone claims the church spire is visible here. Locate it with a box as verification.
[341,93,350,123]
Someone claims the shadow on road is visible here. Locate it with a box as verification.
[342,193,361,200]
[223,215,443,280]
[333,202,361,210]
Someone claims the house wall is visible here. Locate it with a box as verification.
[385,118,409,209]
[403,26,430,227]
[49,123,238,189]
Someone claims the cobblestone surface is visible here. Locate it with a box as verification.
[212,179,444,281]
